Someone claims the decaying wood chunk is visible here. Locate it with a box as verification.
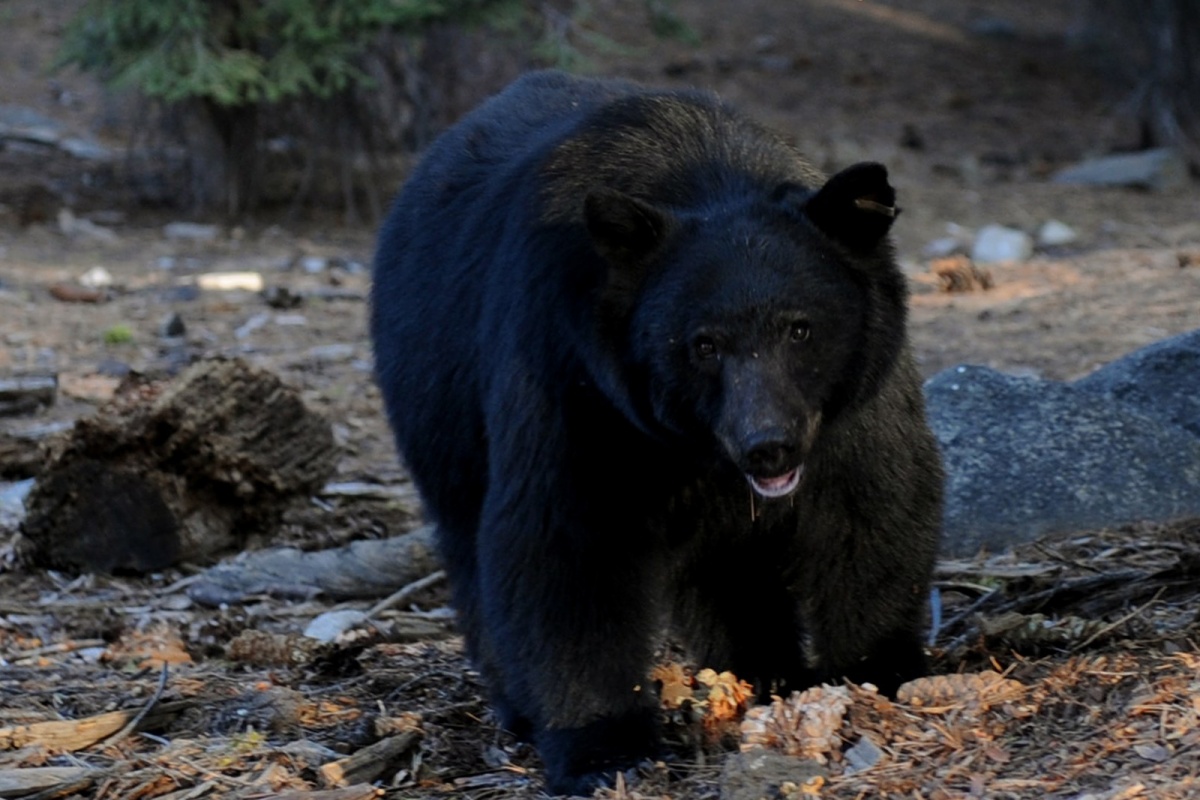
[930,255,994,293]
[21,358,337,574]
[0,432,43,479]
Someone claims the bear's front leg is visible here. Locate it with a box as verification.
[475,474,666,795]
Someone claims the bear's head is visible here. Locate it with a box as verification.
[587,162,908,498]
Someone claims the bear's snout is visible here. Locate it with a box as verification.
[742,429,797,477]
[737,429,805,499]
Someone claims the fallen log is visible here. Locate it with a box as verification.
[0,767,97,798]
[21,358,337,573]
[0,374,56,417]
[188,525,439,605]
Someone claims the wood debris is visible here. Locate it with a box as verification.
[931,255,995,292]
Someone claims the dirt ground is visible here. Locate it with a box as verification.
[2,1,1200,798]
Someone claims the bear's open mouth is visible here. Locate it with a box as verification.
[746,466,803,499]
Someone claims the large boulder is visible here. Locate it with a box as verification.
[927,332,1200,556]
[1073,328,1200,437]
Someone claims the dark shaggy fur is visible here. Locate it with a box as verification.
[371,70,943,795]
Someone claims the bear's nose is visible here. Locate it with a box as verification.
[743,430,796,476]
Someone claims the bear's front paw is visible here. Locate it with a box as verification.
[546,763,651,797]
[537,709,660,796]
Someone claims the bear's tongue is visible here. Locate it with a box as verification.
[747,466,803,499]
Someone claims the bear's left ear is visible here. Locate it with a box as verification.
[797,162,898,253]
[584,188,674,267]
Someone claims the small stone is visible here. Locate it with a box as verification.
[968,16,1018,38]
[0,478,35,530]
[159,312,186,339]
[235,312,270,339]
[273,313,308,326]
[95,358,132,378]
[1133,742,1170,763]
[923,237,965,258]
[263,285,304,309]
[59,136,114,162]
[307,343,357,363]
[1036,219,1078,247]
[164,221,220,241]
[58,210,120,244]
[79,266,114,289]
[330,257,366,274]
[720,752,826,800]
[304,609,368,643]
[160,285,201,303]
[300,255,328,274]
[971,224,1033,264]
[843,736,885,772]
[1052,148,1188,192]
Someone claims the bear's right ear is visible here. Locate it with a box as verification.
[584,188,673,267]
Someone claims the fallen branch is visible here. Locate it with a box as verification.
[366,569,446,618]
[317,730,421,788]
[105,662,170,746]
[0,700,191,752]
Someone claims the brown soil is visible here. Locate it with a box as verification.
[2,1,1200,798]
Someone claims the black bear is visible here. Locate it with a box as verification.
[371,70,943,795]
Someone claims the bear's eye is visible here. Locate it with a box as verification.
[692,335,719,360]
[789,320,812,343]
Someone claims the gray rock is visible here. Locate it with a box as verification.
[0,105,64,131]
[307,343,357,363]
[923,236,966,259]
[1052,148,1189,191]
[0,105,64,144]
[971,224,1033,263]
[1073,328,1200,437]
[58,210,120,244]
[0,479,35,530]
[304,609,368,643]
[1036,219,1078,248]
[927,363,1200,556]
[300,255,328,274]
[0,107,114,161]
[843,735,885,772]
[80,266,115,289]
[720,751,826,800]
[163,221,220,241]
[968,16,1018,39]
[159,312,187,339]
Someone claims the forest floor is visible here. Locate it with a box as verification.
[2,1,1200,798]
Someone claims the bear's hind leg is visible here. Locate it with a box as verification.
[434,519,535,741]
